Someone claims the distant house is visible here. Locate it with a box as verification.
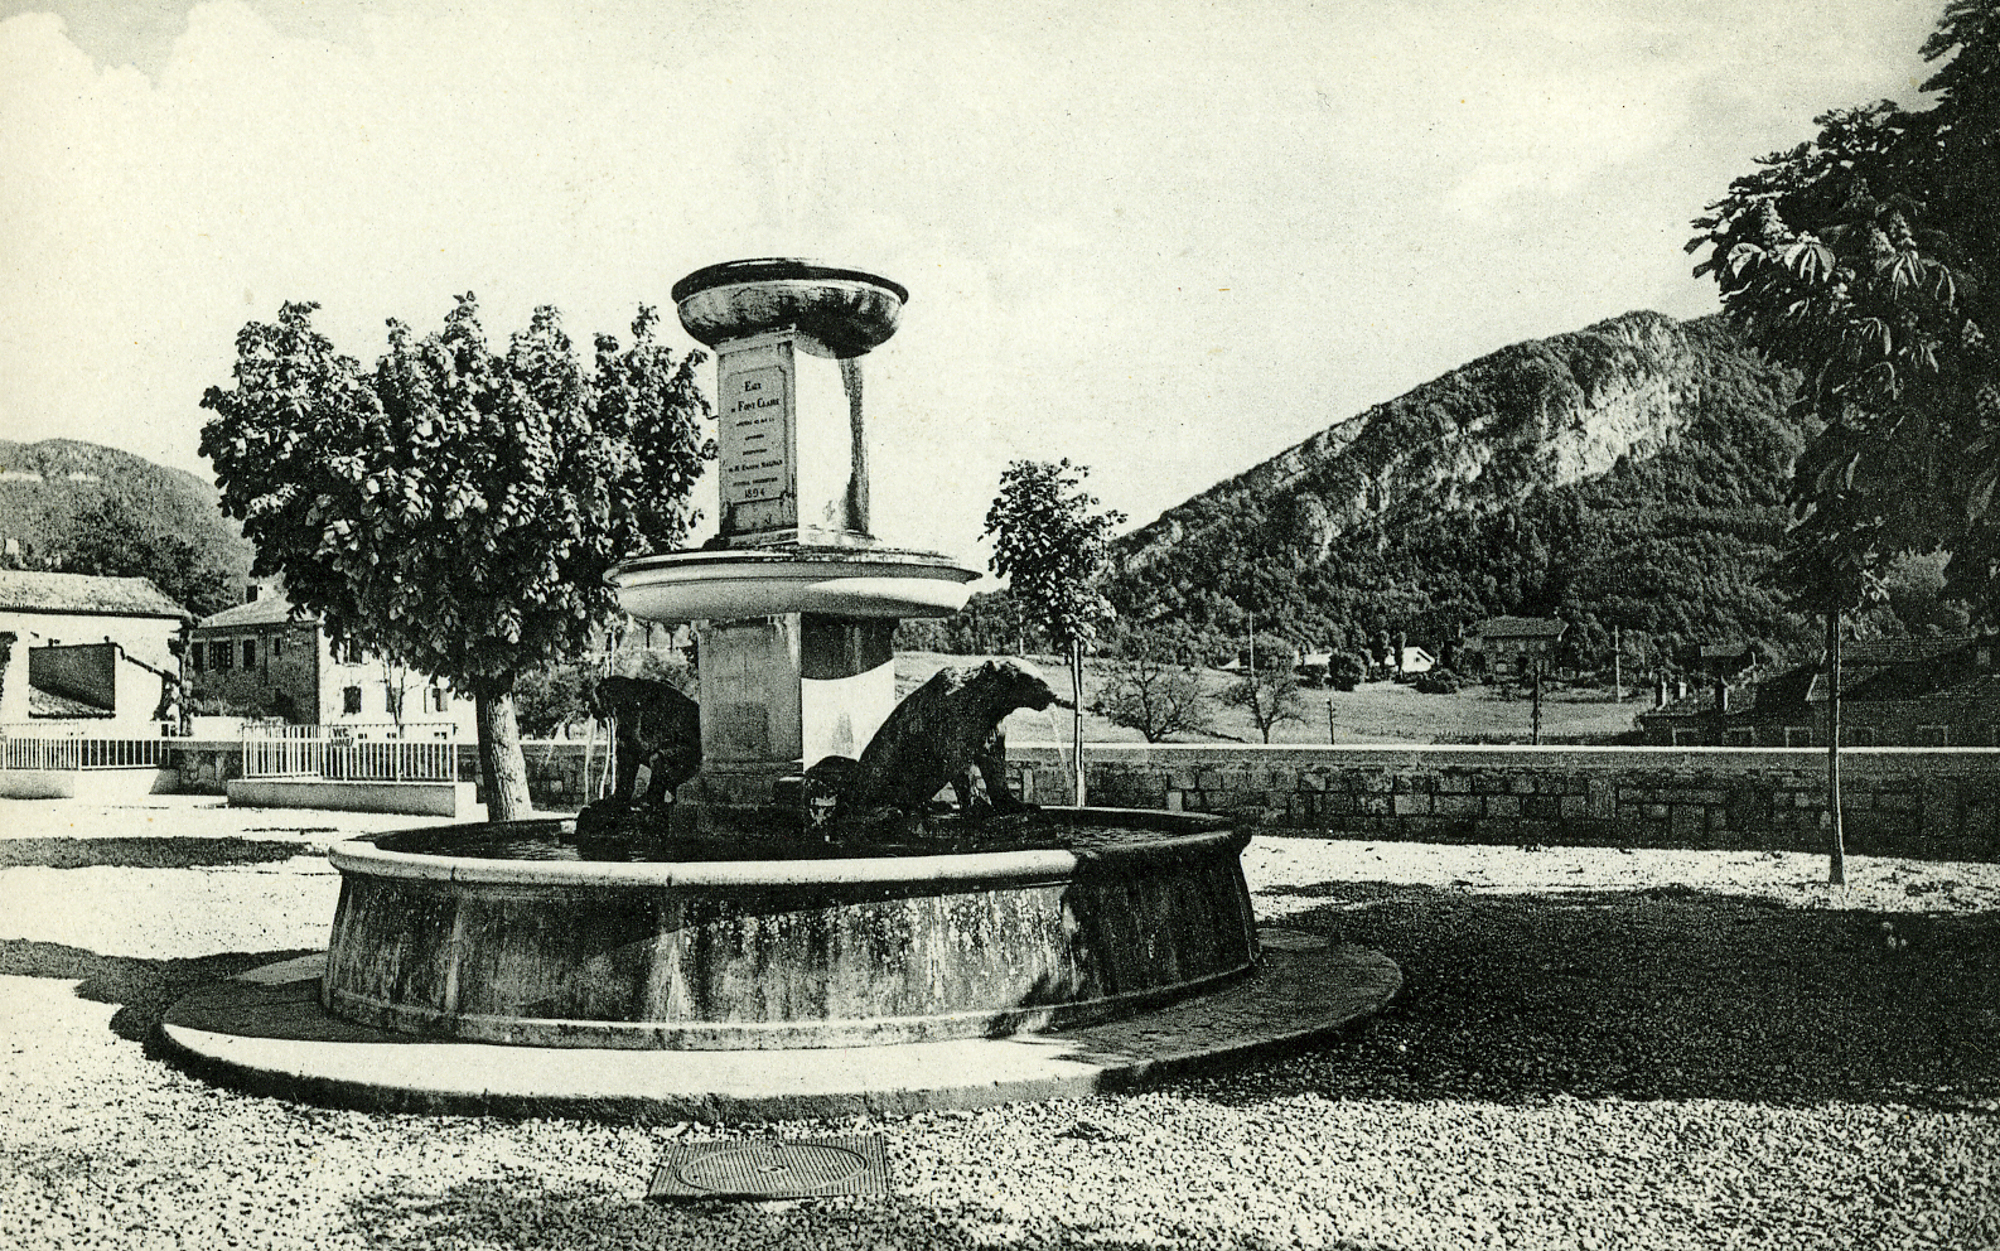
[1639,633,2000,747]
[0,569,191,726]
[1400,646,1437,674]
[1470,616,1567,679]
[188,586,476,734]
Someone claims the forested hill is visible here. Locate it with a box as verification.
[0,439,251,618]
[1104,311,1820,662]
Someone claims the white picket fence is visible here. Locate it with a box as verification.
[240,722,460,784]
[0,723,177,772]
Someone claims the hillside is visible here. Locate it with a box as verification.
[1102,311,1816,665]
[0,439,251,618]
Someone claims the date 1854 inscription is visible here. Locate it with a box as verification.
[720,365,793,533]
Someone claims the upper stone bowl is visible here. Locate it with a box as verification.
[673,258,909,356]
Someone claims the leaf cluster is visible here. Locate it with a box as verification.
[198,297,714,697]
[982,459,1126,651]
[1688,3,1999,615]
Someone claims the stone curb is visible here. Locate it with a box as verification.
[157,932,1400,1123]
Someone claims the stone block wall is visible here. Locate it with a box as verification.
[166,741,246,794]
[1007,744,2000,862]
[158,737,2000,862]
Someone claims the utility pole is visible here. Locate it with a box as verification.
[1614,626,1623,703]
[1326,699,1336,744]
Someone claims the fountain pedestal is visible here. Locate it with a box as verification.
[609,259,978,813]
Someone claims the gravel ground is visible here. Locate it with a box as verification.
[1,797,1996,1249]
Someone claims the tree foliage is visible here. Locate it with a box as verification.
[983,460,1126,652]
[984,459,1125,802]
[56,493,237,619]
[199,297,712,817]
[1688,1,1998,616]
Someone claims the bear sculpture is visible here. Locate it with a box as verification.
[834,659,1068,818]
[587,674,701,806]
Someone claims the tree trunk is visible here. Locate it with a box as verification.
[1825,606,1846,887]
[475,687,533,822]
[1070,639,1086,808]
[1531,661,1543,745]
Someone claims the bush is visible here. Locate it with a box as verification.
[1414,667,1461,695]
[1328,653,1366,692]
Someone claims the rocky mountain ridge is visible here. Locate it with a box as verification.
[1122,311,1711,571]
[1105,310,1811,659]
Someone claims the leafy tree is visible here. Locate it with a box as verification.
[1688,2,1997,884]
[1094,623,1213,742]
[200,297,712,819]
[984,459,1125,803]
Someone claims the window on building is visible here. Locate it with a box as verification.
[335,638,363,665]
[342,686,363,715]
[271,634,283,658]
[242,640,257,670]
[1916,725,1949,746]
[428,686,448,714]
[216,639,233,672]
[1840,725,1876,747]
[1784,725,1811,747]
[1724,727,1755,747]
[190,642,204,672]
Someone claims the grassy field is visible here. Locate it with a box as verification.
[896,651,1647,746]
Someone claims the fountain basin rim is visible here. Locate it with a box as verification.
[609,546,979,622]
[329,810,1238,891]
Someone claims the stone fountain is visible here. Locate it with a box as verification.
[161,261,1398,1118]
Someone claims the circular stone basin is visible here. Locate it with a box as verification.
[672,258,908,356]
[608,546,979,623]
[320,811,1260,1050]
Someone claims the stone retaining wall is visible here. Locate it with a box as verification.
[1007,744,2000,862]
[154,738,2000,862]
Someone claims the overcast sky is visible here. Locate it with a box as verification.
[0,0,1943,568]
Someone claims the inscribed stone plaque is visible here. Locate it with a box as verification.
[719,360,795,536]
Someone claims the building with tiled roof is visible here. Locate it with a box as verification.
[189,585,475,733]
[1639,633,2000,747]
[0,569,191,725]
[1470,616,1568,680]
[0,569,188,626]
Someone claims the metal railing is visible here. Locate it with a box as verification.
[241,722,460,783]
[0,724,175,772]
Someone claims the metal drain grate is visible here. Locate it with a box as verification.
[648,1134,889,1201]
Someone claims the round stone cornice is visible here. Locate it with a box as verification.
[673,258,908,356]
